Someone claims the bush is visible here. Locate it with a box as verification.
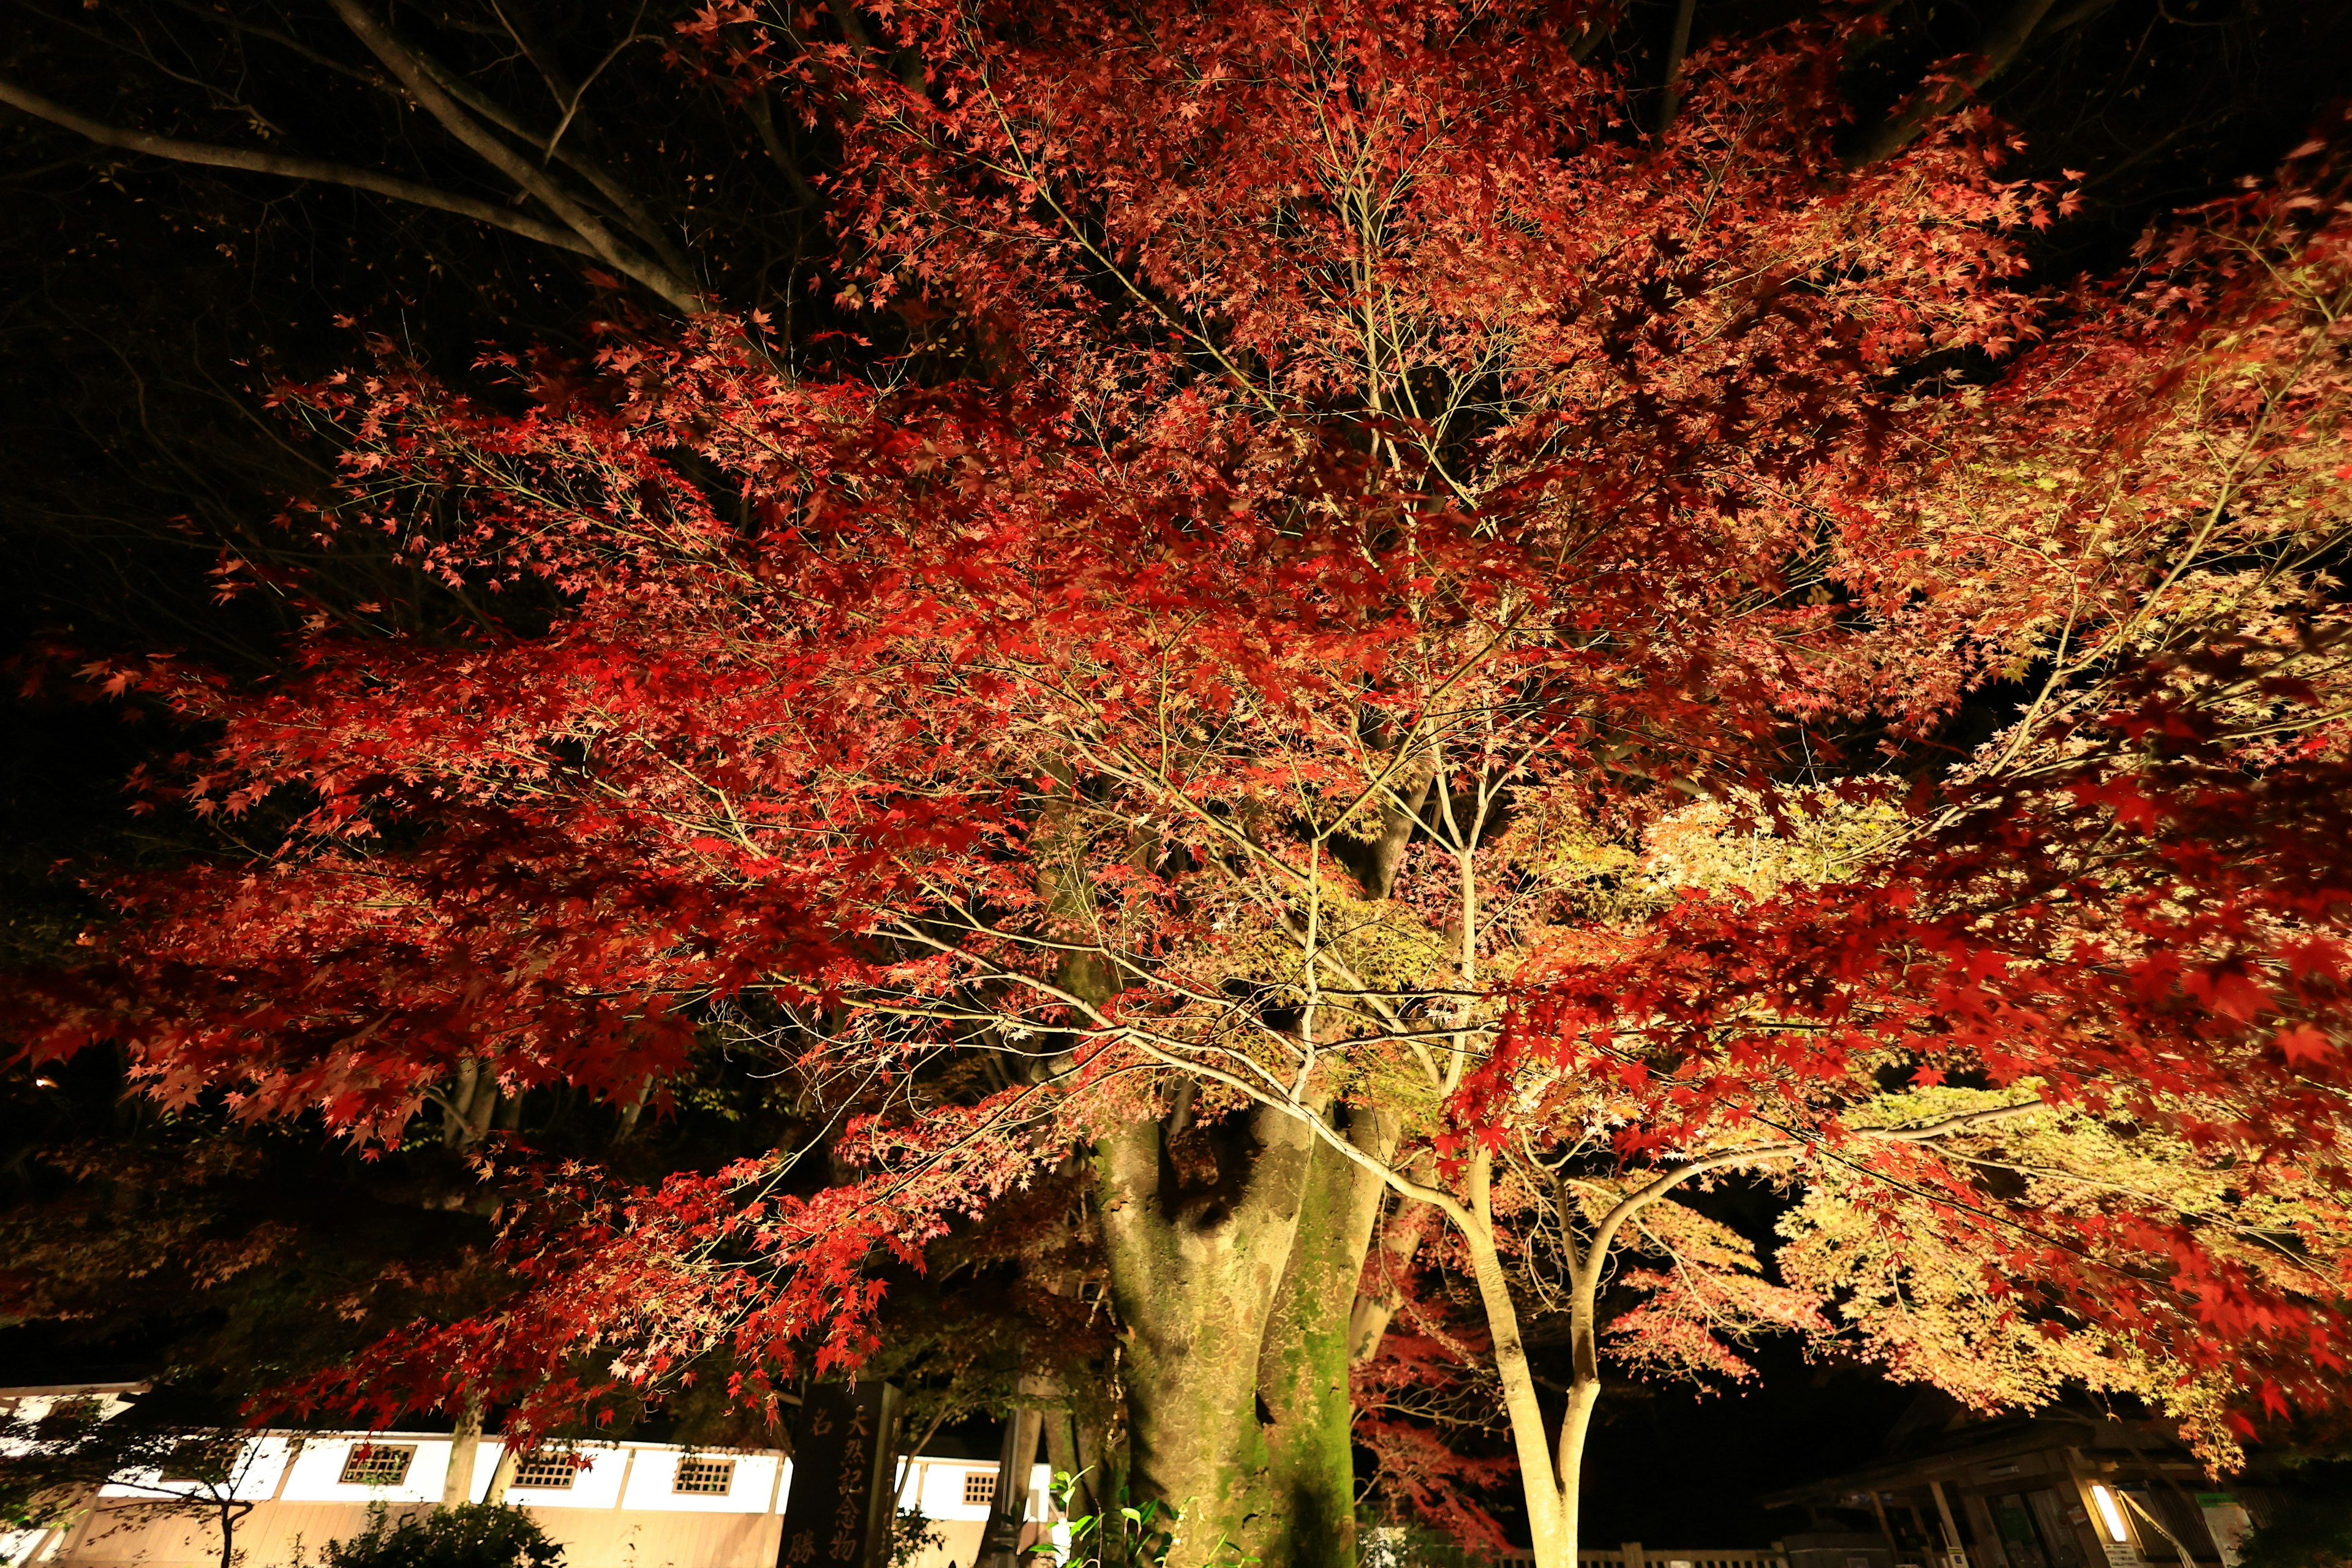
[891,1506,946,1567]
[309,1503,565,1568]
[2237,1493,2352,1568]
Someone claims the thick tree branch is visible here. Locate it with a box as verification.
[1847,0,2063,165]
[320,0,704,312]
[1654,0,1698,137]
[407,51,691,272]
[0,77,600,257]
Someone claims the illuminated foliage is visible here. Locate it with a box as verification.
[13,4,2352,1562]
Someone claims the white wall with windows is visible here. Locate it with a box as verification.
[2,1398,1058,1568]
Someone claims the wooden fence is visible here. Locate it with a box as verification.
[1396,1542,1789,1568]
[1574,1551,1789,1568]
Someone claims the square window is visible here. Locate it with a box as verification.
[673,1457,735,1496]
[337,1445,416,1487]
[963,1471,997,1507]
[511,1453,581,1490]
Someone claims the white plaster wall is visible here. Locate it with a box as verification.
[274,1433,450,1505]
[1,1525,64,1568]
[48,1423,1050,1568]
[0,1395,136,1428]
[0,1394,137,1459]
[896,1461,1053,1525]
[228,1434,295,1500]
[98,1434,298,1505]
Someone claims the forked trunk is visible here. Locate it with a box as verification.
[1098,1107,1310,1567]
[1097,1102,1393,1568]
[211,1498,250,1568]
[1553,1375,1602,1567]
[1457,1147,1586,1568]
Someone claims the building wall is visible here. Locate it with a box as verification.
[0,1382,149,1568]
[15,1431,1050,1568]
[61,1499,785,1568]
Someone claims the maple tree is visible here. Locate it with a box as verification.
[11,2,2352,1566]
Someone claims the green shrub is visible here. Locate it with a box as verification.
[2237,1494,2352,1568]
[890,1506,946,1567]
[308,1503,565,1568]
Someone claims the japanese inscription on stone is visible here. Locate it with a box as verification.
[777,1382,904,1568]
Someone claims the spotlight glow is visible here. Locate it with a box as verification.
[2091,1485,2131,1545]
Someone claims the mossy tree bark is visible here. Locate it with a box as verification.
[1070,767,1411,1567]
[1242,1105,1398,1568]
[1096,1101,1396,1568]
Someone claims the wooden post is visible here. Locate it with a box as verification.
[1931,1482,1969,1568]
[1871,1489,1907,1566]
[1625,1540,1647,1568]
[974,1406,1046,1568]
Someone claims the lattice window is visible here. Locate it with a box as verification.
[673,1457,735,1496]
[963,1471,997,1507]
[337,1445,415,1487]
[511,1453,581,1490]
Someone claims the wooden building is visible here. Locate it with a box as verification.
[1762,1408,2265,1568]
[1,1385,1050,1568]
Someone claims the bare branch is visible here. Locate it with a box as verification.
[151,0,388,86]
[540,0,649,168]
[406,51,691,270]
[0,76,599,258]
[320,0,704,311]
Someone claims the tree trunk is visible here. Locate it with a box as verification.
[1244,1107,1397,1568]
[482,1442,519,1506]
[1348,1158,1437,1365]
[1097,1104,1315,1568]
[1457,1146,1577,1568]
[211,1498,251,1568]
[443,1058,481,1148]
[1554,1373,1601,1568]
[442,1059,499,1149]
[442,1392,484,1507]
[1070,767,1399,1565]
[1096,1099,1395,1568]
